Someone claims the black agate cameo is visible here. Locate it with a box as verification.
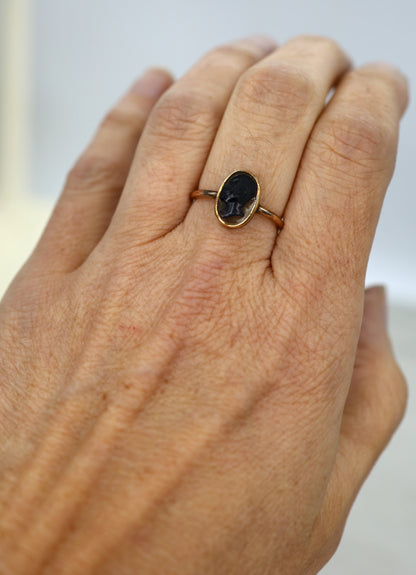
[215,171,260,228]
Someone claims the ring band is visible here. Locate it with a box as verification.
[190,171,284,230]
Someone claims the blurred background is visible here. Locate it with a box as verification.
[0,0,415,572]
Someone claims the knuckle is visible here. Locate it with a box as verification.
[314,109,397,178]
[150,88,213,143]
[235,63,315,122]
[321,528,344,569]
[363,357,408,453]
[386,361,408,426]
[65,154,126,193]
[304,521,345,575]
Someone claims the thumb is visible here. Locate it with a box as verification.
[303,285,408,574]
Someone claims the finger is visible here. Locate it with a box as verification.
[269,63,409,411]
[102,36,278,248]
[304,286,408,573]
[186,35,350,261]
[31,68,174,274]
[275,62,409,291]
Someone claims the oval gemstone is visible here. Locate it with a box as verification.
[216,171,260,228]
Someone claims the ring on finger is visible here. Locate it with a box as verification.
[191,170,284,230]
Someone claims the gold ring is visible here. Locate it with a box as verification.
[190,170,284,230]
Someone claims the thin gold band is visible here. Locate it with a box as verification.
[190,189,284,230]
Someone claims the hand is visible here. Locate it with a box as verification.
[0,35,408,574]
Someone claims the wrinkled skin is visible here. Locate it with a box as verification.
[0,35,409,574]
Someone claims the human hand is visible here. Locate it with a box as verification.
[0,35,408,574]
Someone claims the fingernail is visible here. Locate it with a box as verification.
[131,68,172,98]
[244,34,278,54]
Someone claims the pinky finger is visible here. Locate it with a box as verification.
[303,286,408,574]
[30,68,174,275]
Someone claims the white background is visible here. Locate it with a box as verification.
[1,1,415,573]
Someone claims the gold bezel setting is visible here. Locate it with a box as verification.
[215,170,261,229]
[190,171,284,231]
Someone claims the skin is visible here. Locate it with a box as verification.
[0,35,409,574]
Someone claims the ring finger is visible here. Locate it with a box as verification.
[186,35,351,260]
